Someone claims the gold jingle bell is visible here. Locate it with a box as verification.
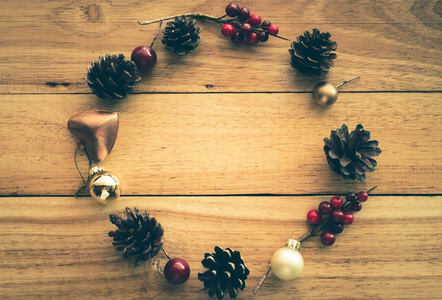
[312,82,338,107]
[88,166,121,204]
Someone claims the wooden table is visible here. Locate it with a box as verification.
[1,0,441,299]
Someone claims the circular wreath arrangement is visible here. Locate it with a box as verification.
[68,2,382,299]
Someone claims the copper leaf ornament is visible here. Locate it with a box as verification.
[68,110,119,162]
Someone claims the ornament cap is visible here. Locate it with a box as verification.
[285,239,301,251]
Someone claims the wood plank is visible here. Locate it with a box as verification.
[0,195,440,299]
[0,93,440,195]
[0,0,441,93]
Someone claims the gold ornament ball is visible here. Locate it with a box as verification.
[271,245,304,280]
[312,81,338,107]
[88,171,121,204]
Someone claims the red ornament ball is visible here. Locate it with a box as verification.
[249,14,262,25]
[268,24,279,36]
[221,23,235,37]
[357,191,369,202]
[131,46,157,72]
[307,209,321,225]
[164,258,190,284]
[343,212,355,225]
[330,196,343,209]
[321,231,336,246]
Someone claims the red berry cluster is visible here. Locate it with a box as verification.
[306,190,370,246]
[221,3,279,45]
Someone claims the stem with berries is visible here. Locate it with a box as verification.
[254,186,378,295]
[139,3,291,46]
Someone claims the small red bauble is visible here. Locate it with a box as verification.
[225,3,240,17]
[249,14,261,25]
[131,46,157,72]
[268,25,279,36]
[306,209,321,225]
[318,201,332,215]
[247,32,258,45]
[357,191,369,202]
[331,209,344,223]
[164,258,190,284]
[321,231,336,246]
[343,212,354,225]
[330,196,343,209]
[221,23,235,37]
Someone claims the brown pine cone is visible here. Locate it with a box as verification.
[161,15,203,55]
[198,246,250,299]
[85,54,141,99]
[324,124,382,181]
[108,207,164,267]
[289,28,337,76]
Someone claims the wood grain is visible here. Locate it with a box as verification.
[0,0,441,94]
[0,196,440,299]
[0,93,440,196]
[1,0,441,298]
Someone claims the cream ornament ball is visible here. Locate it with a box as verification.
[270,239,304,280]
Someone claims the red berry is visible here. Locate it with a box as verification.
[268,24,279,36]
[131,46,157,72]
[164,258,190,284]
[261,20,271,29]
[257,31,269,42]
[343,212,354,225]
[331,209,344,223]
[346,192,356,201]
[247,32,258,45]
[221,24,235,37]
[231,31,243,44]
[225,3,240,17]
[249,14,261,25]
[321,231,336,246]
[318,201,332,215]
[239,23,252,36]
[306,209,321,225]
[331,223,344,234]
[330,196,343,209]
[238,7,250,20]
[352,201,362,211]
[357,191,369,202]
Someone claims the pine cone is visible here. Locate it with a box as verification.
[289,28,337,76]
[85,54,141,99]
[108,207,164,267]
[161,16,203,55]
[198,246,250,299]
[324,124,382,181]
